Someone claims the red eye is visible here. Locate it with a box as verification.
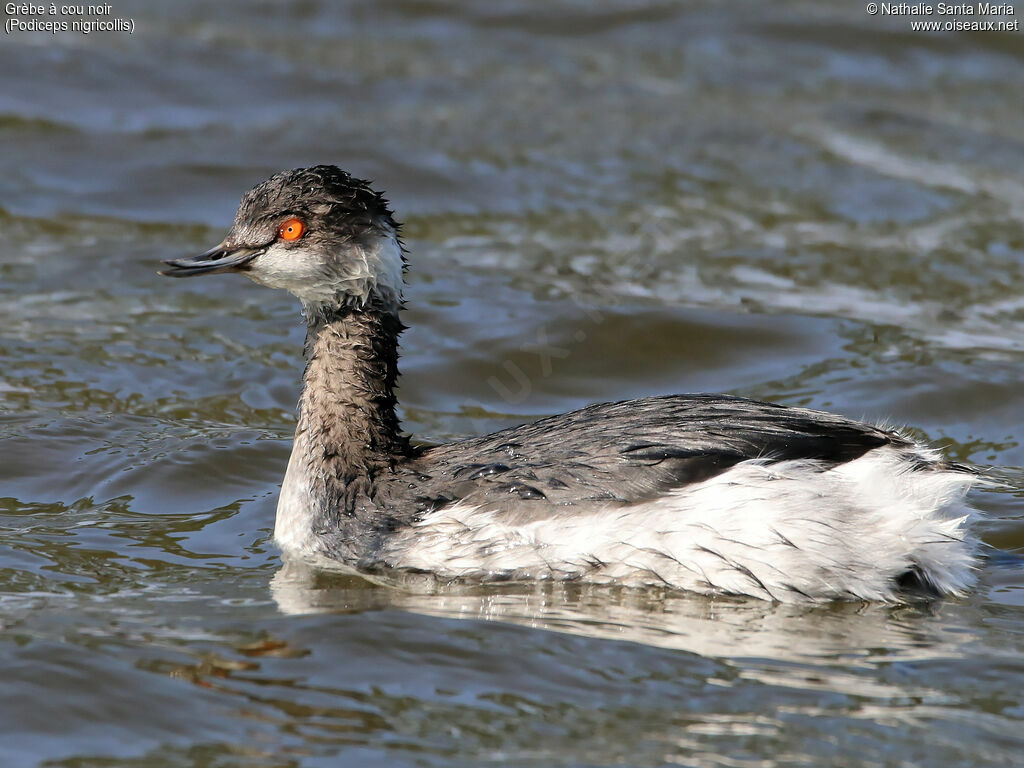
[278,218,306,241]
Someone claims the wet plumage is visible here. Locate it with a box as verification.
[161,165,980,602]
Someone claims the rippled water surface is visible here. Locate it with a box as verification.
[2,1,1023,766]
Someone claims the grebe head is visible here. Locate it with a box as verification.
[160,165,404,312]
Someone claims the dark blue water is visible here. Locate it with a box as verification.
[1,2,1022,766]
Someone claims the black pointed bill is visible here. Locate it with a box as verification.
[159,242,265,278]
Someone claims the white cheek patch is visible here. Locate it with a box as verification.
[244,244,318,298]
[245,227,404,307]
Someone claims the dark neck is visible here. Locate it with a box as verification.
[299,302,411,483]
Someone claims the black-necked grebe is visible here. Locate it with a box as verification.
[161,165,979,602]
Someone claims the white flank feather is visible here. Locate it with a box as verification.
[387,446,979,601]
